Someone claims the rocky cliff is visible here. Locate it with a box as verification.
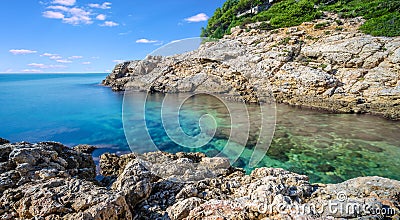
[0,139,399,219]
[103,13,400,119]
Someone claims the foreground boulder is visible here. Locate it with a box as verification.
[0,141,96,193]
[103,13,400,119]
[1,178,132,219]
[0,139,399,219]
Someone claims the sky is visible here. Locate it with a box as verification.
[0,0,225,73]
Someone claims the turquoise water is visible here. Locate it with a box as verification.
[1,74,399,183]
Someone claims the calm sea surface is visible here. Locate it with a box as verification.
[1,73,399,183]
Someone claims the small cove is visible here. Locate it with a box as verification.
[0,73,399,183]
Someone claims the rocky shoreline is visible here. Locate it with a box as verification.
[103,13,400,120]
[0,139,399,219]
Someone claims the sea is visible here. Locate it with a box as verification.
[1,73,399,183]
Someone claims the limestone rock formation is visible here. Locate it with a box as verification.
[1,139,399,219]
[0,140,132,219]
[103,13,400,119]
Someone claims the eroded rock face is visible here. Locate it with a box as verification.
[103,13,400,119]
[101,152,400,220]
[0,141,96,194]
[1,178,132,220]
[1,139,399,219]
[0,140,133,219]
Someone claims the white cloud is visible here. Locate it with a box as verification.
[47,5,70,11]
[9,49,37,55]
[56,59,72,63]
[42,1,115,26]
[184,13,209,22]
[82,62,91,65]
[136,38,158,44]
[96,14,106,20]
[43,6,92,25]
[63,7,92,25]
[89,2,112,9]
[112,60,125,63]
[52,0,76,6]
[49,55,62,60]
[41,53,58,57]
[43,11,65,19]
[28,63,67,69]
[28,63,46,68]
[22,69,43,73]
[100,21,119,27]
[69,55,83,59]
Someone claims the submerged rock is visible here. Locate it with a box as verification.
[0,140,399,219]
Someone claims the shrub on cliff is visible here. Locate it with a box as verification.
[201,0,320,39]
[202,0,400,38]
[321,0,400,37]
[253,0,321,28]
[360,12,400,37]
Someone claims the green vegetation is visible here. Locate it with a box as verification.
[320,0,400,37]
[359,12,400,37]
[320,63,328,69]
[314,22,330,29]
[279,37,291,45]
[201,0,400,39]
[335,26,343,31]
[253,0,321,28]
[201,0,320,39]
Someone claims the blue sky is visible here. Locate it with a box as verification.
[0,0,225,73]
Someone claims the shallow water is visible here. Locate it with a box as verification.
[0,74,399,183]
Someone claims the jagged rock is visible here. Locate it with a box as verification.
[111,161,152,208]
[0,140,399,219]
[100,153,138,177]
[103,14,400,120]
[102,152,400,219]
[0,142,96,194]
[166,197,204,220]
[0,178,132,219]
[0,138,9,145]
[73,144,97,154]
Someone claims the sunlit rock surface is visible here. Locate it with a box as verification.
[0,139,399,219]
[104,13,400,120]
